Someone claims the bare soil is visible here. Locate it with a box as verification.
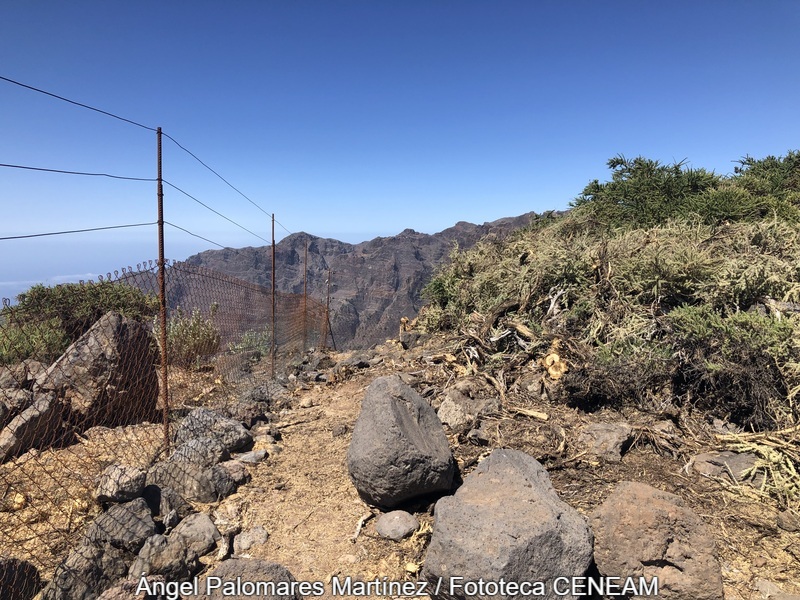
[2,336,799,599]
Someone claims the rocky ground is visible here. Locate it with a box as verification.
[2,332,799,599]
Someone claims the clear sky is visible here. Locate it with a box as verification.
[1,1,799,301]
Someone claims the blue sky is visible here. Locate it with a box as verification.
[1,1,799,301]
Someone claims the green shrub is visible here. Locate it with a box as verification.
[228,325,272,359]
[419,152,800,429]
[0,281,158,365]
[155,304,221,369]
[0,318,69,365]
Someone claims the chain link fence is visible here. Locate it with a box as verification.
[0,260,328,596]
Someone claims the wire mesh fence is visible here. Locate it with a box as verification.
[0,260,328,596]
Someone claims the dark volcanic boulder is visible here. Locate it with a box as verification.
[34,312,159,428]
[84,497,157,553]
[169,436,230,468]
[128,533,201,580]
[173,408,252,453]
[43,497,157,599]
[146,460,219,504]
[95,464,147,503]
[423,449,593,600]
[0,392,67,462]
[42,541,133,600]
[347,375,455,508]
[591,481,724,600]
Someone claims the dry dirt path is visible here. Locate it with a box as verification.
[213,368,432,599]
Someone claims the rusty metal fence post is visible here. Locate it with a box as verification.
[271,213,276,379]
[303,241,308,352]
[156,127,170,450]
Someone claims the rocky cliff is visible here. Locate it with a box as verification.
[184,213,537,349]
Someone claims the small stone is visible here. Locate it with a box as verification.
[777,510,800,532]
[233,525,270,555]
[755,579,800,600]
[127,533,200,580]
[236,449,267,464]
[331,424,349,438]
[576,422,633,463]
[466,424,491,445]
[375,511,419,541]
[691,451,762,485]
[299,397,313,409]
[216,460,250,485]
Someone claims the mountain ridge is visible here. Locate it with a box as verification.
[185,212,539,348]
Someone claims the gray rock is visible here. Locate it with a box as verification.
[691,450,762,485]
[223,399,270,427]
[236,449,267,463]
[331,424,349,438]
[84,497,157,553]
[198,559,303,600]
[576,421,633,462]
[777,510,800,532]
[208,463,240,498]
[423,449,593,600]
[341,353,373,369]
[755,579,800,600]
[171,512,221,556]
[0,392,67,462]
[0,557,41,600]
[239,385,272,404]
[0,360,45,390]
[375,510,418,541]
[347,375,455,508]
[400,329,423,349]
[41,541,132,600]
[95,464,147,503]
[174,407,252,452]
[128,533,200,580]
[466,423,492,445]
[233,525,270,554]
[2,388,34,414]
[217,460,250,484]
[146,460,218,503]
[169,436,230,468]
[34,312,159,428]
[436,388,499,431]
[591,481,723,600]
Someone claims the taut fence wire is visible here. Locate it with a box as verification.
[0,75,333,597]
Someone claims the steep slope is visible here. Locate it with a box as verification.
[184,212,538,349]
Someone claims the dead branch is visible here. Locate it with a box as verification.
[506,405,549,421]
[351,511,375,543]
